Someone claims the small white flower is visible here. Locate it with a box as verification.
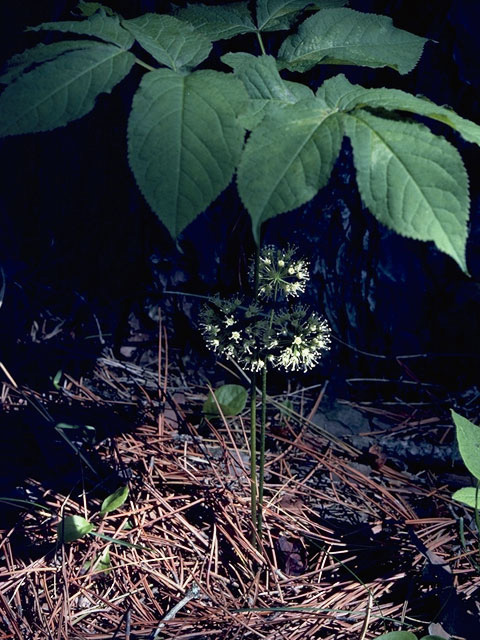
[278,259,285,267]
[293,336,302,346]
[231,331,241,342]
[225,316,235,327]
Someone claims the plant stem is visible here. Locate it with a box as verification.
[256,31,266,56]
[250,244,261,546]
[257,365,267,536]
[250,373,258,546]
[134,57,156,72]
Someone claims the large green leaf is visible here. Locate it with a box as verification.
[256,0,333,32]
[317,74,480,147]
[237,98,343,242]
[123,14,211,71]
[0,43,135,137]
[222,53,313,128]
[451,410,480,480]
[345,110,469,272]
[176,2,256,40]
[278,8,427,73]
[0,41,97,85]
[28,13,134,49]
[128,68,247,239]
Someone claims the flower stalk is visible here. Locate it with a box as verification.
[199,245,331,545]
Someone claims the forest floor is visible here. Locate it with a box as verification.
[1,310,480,640]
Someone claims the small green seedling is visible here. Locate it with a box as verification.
[57,485,129,545]
[203,384,248,418]
[451,410,480,509]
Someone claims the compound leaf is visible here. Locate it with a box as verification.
[278,8,427,73]
[57,515,94,544]
[29,12,134,49]
[237,98,343,242]
[123,14,211,71]
[451,410,480,480]
[317,74,480,147]
[128,68,247,239]
[176,2,256,40]
[345,110,469,273]
[0,42,135,137]
[0,41,96,85]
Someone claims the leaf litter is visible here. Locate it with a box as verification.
[0,314,479,640]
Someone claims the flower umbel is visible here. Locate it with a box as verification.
[253,245,310,300]
[273,306,331,372]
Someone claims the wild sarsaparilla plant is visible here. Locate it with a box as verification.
[1,0,480,540]
[0,0,479,274]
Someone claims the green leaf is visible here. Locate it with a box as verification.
[256,0,318,32]
[222,53,300,101]
[29,13,134,49]
[222,53,313,128]
[100,485,129,515]
[0,497,53,513]
[203,384,248,417]
[344,110,469,273]
[77,2,115,17]
[0,42,135,137]
[84,548,112,574]
[176,2,256,41]
[237,98,343,242]
[374,634,417,640]
[57,515,94,543]
[451,410,480,480]
[317,74,480,148]
[123,14,211,71]
[128,68,247,239]
[91,531,151,551]
[0,41,99,85]
[452,487,480,508]
[278,8,428,73]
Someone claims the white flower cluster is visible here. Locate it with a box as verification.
[254,245,309,300]
[200,247,331,373]
[273,310,331,372]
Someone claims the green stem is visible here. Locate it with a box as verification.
[134,57,156,72]
[250,244,261,546]
[256,31,266,56]
[257,366,267,537]
[250,374,258,546]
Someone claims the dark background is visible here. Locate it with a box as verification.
[0,0,479,397]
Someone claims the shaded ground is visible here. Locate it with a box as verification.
[1,307,480,640]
